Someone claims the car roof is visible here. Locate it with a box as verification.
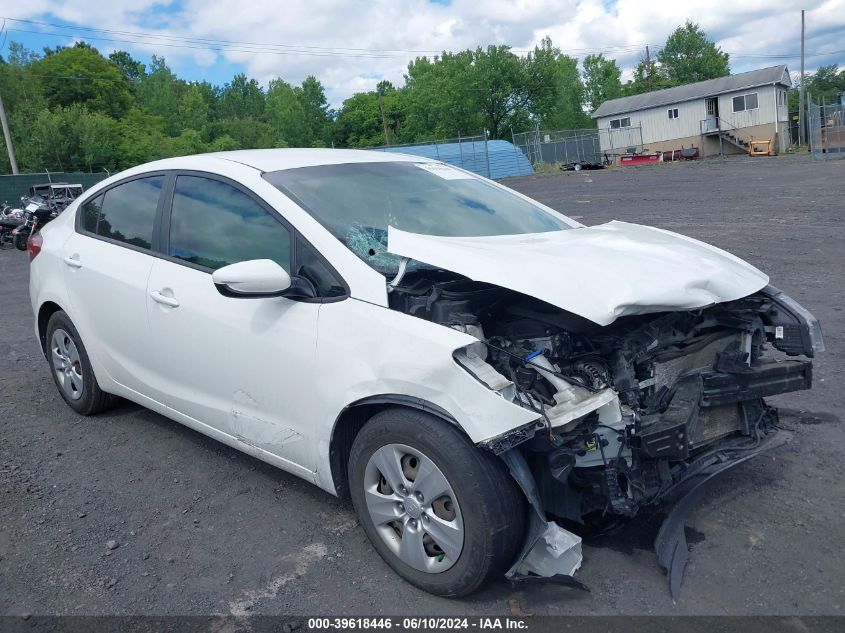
[130,148,433,175]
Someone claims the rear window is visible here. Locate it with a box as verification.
[87,176,164,250]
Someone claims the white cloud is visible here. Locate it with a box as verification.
[6,0,845,106]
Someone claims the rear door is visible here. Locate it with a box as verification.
[62,175,166,395]
[145,173,331,473]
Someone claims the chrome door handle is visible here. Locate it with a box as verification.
[63,256,82,268]
[150,290,180,308]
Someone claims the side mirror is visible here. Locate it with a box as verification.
[212,259,292,298]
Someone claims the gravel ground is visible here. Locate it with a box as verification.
[1,154,843,617]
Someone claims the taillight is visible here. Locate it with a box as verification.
[28,232,43,262]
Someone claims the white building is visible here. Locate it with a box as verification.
[592,65,792,157]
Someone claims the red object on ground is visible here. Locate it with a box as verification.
[620,153,661,166]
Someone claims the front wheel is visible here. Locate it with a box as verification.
[348,408,526,597]
[13,232,28,251]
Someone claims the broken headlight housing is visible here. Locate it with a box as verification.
[762,286,825,357]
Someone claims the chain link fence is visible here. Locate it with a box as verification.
[0,171,109,206]
[808,94,845,160]
[512,126,644,166]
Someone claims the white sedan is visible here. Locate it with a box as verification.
[29,149,823,597]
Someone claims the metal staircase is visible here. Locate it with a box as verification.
[700,118,751,153]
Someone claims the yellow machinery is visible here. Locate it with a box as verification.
[749,140,773,156]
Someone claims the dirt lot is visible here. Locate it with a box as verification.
[1,154,843,617]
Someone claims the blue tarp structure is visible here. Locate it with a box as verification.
[372,139,533,180]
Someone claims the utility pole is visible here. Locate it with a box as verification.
[645,46,652,91]
[0,90,19,175]
[378,92,390,146]
[799,9,805,146]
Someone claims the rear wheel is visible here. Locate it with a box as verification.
[13,232,27,251]
[348,408,526,597]
[46,311,114,415]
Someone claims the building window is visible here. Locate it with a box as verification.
[668,108,679,119]
[609,117,631,129]
[732,92,759,113]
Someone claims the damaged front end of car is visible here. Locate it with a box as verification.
[389,273,823,597]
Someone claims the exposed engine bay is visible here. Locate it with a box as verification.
[388,269,824,596]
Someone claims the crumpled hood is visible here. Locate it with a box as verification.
[387,221,769,326]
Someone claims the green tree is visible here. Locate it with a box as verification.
[806,64,845,102]
[116,108,170,167]
[335,91,386,147]
[32,44,133,118]
[582,53,622,112]
[206,117,280,149]
[624,56,672,95]
[5,42,41,66]
[266,76,332,147]
[109,50,146,84]
[526,38,589,129]
[137,56,184,135]
[165,128,208,157]
[657,21,730,85]
[219,73,264,120]
[15,105,118,171]
[470,45,530,138]
[176,83,210,132]
[403,51,481,139]
[299,76,332,145]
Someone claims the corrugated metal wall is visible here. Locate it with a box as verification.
[371,138,533,179]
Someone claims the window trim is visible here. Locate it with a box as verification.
[74,169,350,303]
[667,108,679,120]
[609,117,631,129]
[74,171,170,257]
[159,170,350,304]
[732,92,759,113]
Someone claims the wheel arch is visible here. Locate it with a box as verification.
[328,395,462,499]
[37,300,65,357]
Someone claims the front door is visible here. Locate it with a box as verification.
[145,174,319,473]
[705,97,719,131]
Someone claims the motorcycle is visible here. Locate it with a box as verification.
[0,203,25,249]
[13,197,57,251]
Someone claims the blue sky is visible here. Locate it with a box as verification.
[3,0,843,106]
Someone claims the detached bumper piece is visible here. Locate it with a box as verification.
[499,450,586,590]
[654,425,792,600]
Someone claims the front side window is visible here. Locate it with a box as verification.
[168,175,291,272]
[264,162,573,274]
[95,176,164,250]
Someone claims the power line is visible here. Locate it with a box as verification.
[2,16,659,58]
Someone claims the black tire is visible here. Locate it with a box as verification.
[45,311,114,415]
[348,408,526,597]
[13,232,27,251]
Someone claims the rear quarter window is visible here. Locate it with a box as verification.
[86,176,164,250]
